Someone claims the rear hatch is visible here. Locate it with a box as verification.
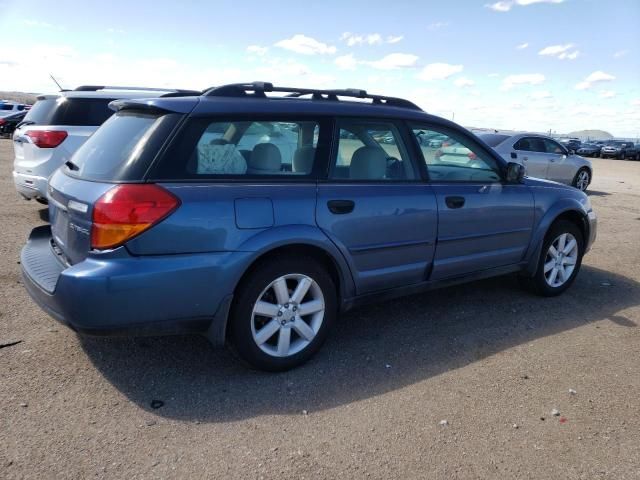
[48,109,183,264]
[13,96,58,164]
[13,96,114,174]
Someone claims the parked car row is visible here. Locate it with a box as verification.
[562,138,639,160]
[15,81,596,371]
[599,141,639,160]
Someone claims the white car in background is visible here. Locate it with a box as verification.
[12,86,198,203]
[477,132,593,192]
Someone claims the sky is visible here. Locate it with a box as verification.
[0,0,639,137]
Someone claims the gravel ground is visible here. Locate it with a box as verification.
[1,138,639,479]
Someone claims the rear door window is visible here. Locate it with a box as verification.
[515,137,546,153]
[151,118,329,179]
[66,110,181,181]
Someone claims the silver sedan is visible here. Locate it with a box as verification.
[477,132,593,191]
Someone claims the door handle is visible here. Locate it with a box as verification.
[523,156,528,161]
[445,196,465,209]
[327,199,355,214]
[549,158,556,162]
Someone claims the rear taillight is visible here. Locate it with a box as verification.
[91,184,180,250]
[26,130,68,148]
[0,119,5,126]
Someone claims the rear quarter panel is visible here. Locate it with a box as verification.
[14,125,96,178]
[125,182,357,299]
[126,183,318,254]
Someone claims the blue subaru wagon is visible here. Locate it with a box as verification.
[21,82,597,371]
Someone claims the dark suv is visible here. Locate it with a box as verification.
[600,141,639,160]
[20,82,597,371]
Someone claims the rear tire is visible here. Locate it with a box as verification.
[519,220,584,297]
[228,256,337,371]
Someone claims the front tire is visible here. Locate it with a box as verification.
[572,168,590,192]
[228,256,337,371]
[520,220,584,297]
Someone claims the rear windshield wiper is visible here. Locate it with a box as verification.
[65,160,79,171]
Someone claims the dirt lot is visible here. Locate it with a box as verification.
[1,137,639,479]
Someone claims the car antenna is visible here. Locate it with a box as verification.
[49,74,64,92]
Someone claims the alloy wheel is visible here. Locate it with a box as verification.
[543,233,579,288]
[576,170,590,191]
[250,274,325,358]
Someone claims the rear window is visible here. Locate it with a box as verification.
[24,97,116,126]
[150,118,330,180]
[66,110,181,181]
[23,99,57,124]
[478,133,510,147]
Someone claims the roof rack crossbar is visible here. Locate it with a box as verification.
[202,82,422,111]
[73,85,196,93]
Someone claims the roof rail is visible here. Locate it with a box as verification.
[160,90,202,98]
[73,85,197,93]
[201,82,422,111]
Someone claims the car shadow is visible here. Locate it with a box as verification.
[586,190,611,197]
[79,265,638,422]
[37,208,49,223]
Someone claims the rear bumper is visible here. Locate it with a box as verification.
[21,225,234,343]
[12,170,48,200]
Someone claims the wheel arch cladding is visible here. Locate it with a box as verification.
[235,243,347,301]
[525,201,589,276]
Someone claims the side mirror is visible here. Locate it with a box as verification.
[506,162,525,183]
[568,149,575,155]
[510,151,517,159]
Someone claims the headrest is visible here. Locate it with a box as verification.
[350,146,387,180]
[248,143,282,174]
